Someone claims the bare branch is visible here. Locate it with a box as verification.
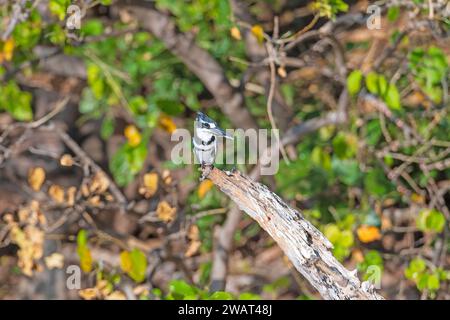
[203,167,384,300]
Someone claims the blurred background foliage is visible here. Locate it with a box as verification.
[0,0,449,300]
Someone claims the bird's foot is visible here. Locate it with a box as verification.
[199,163,213,181]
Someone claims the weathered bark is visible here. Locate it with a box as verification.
[203,166,384,300]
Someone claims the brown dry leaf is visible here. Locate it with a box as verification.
[198,180,214,199]
[381,215,392,231]
[49,184,65,204]
[162,169,172,185]
[185,240,201,257]
[88,195,101,207]
[78,288,98,300]
[139,172,158,198]
[96,279,112,297]
[277,67,287,78]
[18,207,32,224]
[44,253,65,269]
[230,26,241,40]
[60,154,74,167]
[187,224,200,241]
[28,167,45,191]
[90,171,109,194]
[9,223,44,276]
[185,225,201,257]
[156,201,176,223]
[105,291,126,300]
[133,285,149,296]
[351,249,364,264]
[356,225,382,243]
[81,183,90,197]
[66,186,77,206]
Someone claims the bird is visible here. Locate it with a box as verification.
[193,112,233,168]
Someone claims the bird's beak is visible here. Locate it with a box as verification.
[210,127,233,139]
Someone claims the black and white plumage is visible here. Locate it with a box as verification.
[193,112,232,167]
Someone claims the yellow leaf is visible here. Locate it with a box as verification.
[198,180,214,199]
[78,288,98,300]
[60,154,74,166]
[230,26,242,40]
[356,225,381,243]
[124,124,142,147]
[251,25,265,44]
[3,38,14,61]
[28,167,45,191]
[44,253,65,269]
[77,246,93,273]
[158,114,177,134]
[139,172,158,198]
[411,193,425,204]
[156,201,176,223]
[48,184,65,204]
[120,251,132,273]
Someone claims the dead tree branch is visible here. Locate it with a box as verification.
[203,166,384,300]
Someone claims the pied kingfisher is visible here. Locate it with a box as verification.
[193,112,233,167]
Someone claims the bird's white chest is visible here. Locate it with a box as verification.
[195,128,214,142]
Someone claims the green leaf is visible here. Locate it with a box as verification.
[347,70,363,96]
[169,280,197,299]
[332,159,362,186]
[156,99,185,116]
[384,83,401,110]
[364,168,392,197]
[129,96,148,115]
[377,74,388,96]
[77,229,88,247]
[0,81,33,121]
[332,132,357,159]
[208,291,233,300]
[324,224,341,243]
[387,6,400,22]
[427,274,440,291]
[128,248,147,283]
[110,143,148,186]
[339,230,354,247]
[238,293,261,300]
[49,0,70,21]
[100,117,115,139]
[365,72,379,94]
[417,209,445,233]
[81,19,104,37]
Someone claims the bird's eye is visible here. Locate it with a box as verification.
[203,123,210,129]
